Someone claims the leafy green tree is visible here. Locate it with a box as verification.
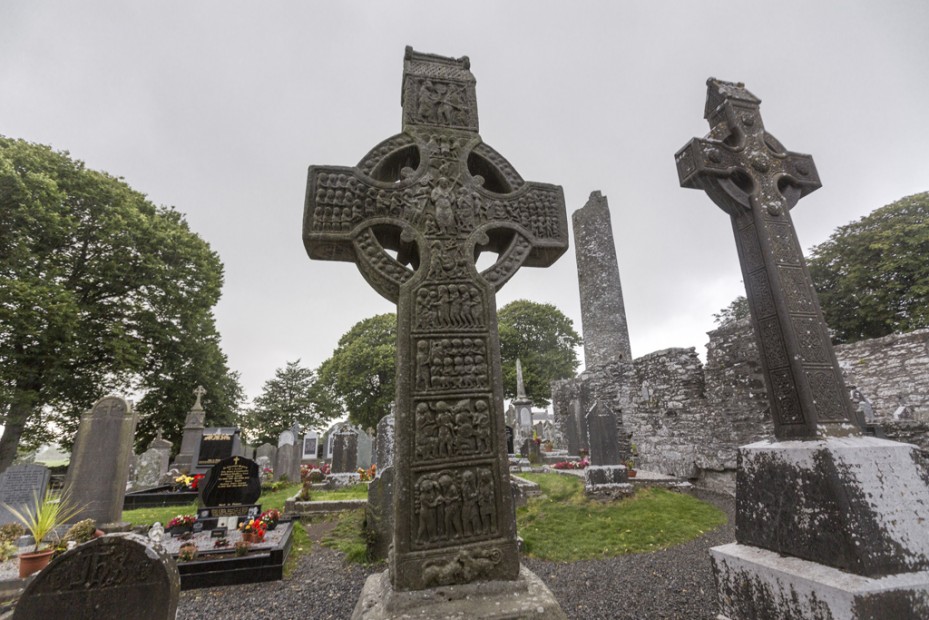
[316,314,397,432]
[712,296,749,327]
[241,360,335,445]
[498,300,582,407]
[808,192,929,343]
[0,136,239,470]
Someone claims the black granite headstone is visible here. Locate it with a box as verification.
[0,464,50,525]
[198,456,260,507]
[13,533,180,620]
[505,426,514,454]
[196,427,241,469]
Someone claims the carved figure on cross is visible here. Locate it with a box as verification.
[303,47,567,591]
[676,78,862,440]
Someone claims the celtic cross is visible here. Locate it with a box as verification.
[304,48,567,590]
[676,78,861,440]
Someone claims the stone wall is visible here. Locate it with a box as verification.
[575,320,929,495]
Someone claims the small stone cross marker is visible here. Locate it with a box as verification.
[676,78,861,439]
[193,385,206,410]
[304,48,568,590]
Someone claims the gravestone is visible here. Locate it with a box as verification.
[198,456,261,508]
[366,413,396,560]
[0,464,50,525]
[274,429,297,482]
[331,426,358,474]
[196,427,241,471]
[172,386,207,473]
[356,427,374,469]
[583,401,630,494]
[302,431,319,462]
[64,395,137,525]
[504,426,514,454]
[512,359,533,451]
[677,77,929,619]
[12,533,180,620]
[255,442,277,476]
[135,432,172,488]
[306,47,567,617]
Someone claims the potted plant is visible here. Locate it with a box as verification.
[5,488,83,578]
[166,514,197,536]
[625,458,638,478]
[177,542,198,562]
[234,540,250,557]
[238,518,266,543]
[259,509,281,531]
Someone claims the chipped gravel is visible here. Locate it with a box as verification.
[177,490,734,620]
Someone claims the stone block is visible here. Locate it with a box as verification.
[712,542,929,620]
[736,437,929,577]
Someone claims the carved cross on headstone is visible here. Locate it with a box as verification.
[676,78,861,439]
[304,47,567,590]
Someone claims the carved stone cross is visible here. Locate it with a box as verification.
[304,48,567,590]
[676,78,861,440]
[193,385,206,410]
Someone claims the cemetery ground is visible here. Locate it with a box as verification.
[174,473,733,620]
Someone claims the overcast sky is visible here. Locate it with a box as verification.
[2,2,927,405]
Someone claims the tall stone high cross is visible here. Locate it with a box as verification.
[304,48,568,591]
[676,78,861,440]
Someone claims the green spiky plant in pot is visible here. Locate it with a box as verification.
[5,489,84,578]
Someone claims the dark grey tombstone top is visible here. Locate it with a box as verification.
[0,464,50,525]
[196,427,240,469]
[199,456,261,507]
[65,395,137,524]
[331,428,359,474]
[586,401,621,466]
[13,533,180,620]
[573,191,633,365]
[304,47,567,591]
[676,78,862,440]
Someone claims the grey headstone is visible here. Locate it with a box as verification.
[172,386,207,473]
[331,427,358,474]
[274,430,296,482]
[573,191,633,365]
[288,424,303,481]
[0,464,50,525]
[355,427,373,469]
[64,395,137,524]
[13,533,180,620]
[375,414,395,471]
[255,442,277,468]
[134,447,169,489]
[304,48,567,593]
[586,401,621,466]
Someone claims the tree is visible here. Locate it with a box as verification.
[712,296,749,327]
[497,300,582,407]
[241,360,335,445]
[712,192,929,344]
[316,314,397,432]
[0,136,239,469]
[808,192,929,343]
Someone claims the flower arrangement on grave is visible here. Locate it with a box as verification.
[177,542,198,562]
[213,538,229,548]
[174,474,193,490]
[625,458,637,477]
[166,514,197,533]
[188,473,205,490]
[301,462,330,483]
[297,483,313,502]
[234,540,249,557]
[356,463,377,482]
[543,439,554,452]
[238,518,266,542]
[552,456,590,470]
[259,509,281,531]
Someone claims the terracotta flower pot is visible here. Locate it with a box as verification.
[241,532,260,544]
[19,549,55,578]
[627,470,637,478]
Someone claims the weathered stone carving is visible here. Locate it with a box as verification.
[676,78,861,439]
[304,47,567,592]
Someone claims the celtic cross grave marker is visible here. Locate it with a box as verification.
[304,48,568,593]
[676,78,861,440]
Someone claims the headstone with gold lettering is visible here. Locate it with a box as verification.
[198,456,261,508]
[195,427,241,473]
[64,395,138,525]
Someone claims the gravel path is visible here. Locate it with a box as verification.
[177,490,735,620]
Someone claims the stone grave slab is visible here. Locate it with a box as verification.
[12,533,179,620]
[306,47,567,615]
[0,464,50,526]
[64,395,137,525]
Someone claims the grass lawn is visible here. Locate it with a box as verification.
[121,483,303,526]
[516,473,727,562]
[319,509,372,564]
[302,484,369,501]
